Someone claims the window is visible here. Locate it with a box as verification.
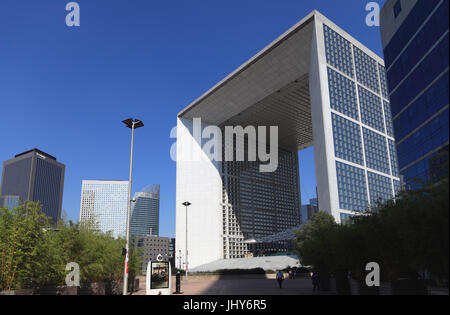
[394,1,402,18]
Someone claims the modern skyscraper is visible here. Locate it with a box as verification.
[130,184,160,237]
[380,0,449,187]
[176,11,401,268]
[0,149,65,222]
[301,198,319,223]
[79,180,128,238]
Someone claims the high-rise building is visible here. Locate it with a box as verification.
[0,195,20,210]
[380,0,449,187]
[176,11,401,268]
[131,236,172,274]
[79,180,128,238]
[130,184,160,237]
[301,199,319,224]
[0,149,65,222]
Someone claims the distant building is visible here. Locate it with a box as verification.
[0,195,20,210]
[79,180,128,238]
[380,0,449,187]
[131,235,172,274]
[301,200,319,224]
[130,185,160,237]
[0,149,65,222]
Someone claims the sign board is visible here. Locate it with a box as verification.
[146,260,171,295]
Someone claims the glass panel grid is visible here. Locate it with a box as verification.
[393,180,402,196]
[367,171,394,206]
[324,24,354,78]
[379,64,390,99]
[363,128,391,175]
[388,139,400,178]
[328,67,359,120]
[384,100,395,138]
[336,161,368,212]
[359,86,386,133]
[332,113,364,166]
[354,46,380,94]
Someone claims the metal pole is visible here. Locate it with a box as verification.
[123,122,135,295]
[185,204,188,281]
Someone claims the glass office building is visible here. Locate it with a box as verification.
[175,11,401,268]
[130,184,160,237]
[323,24,401,212]
[380,0,449,187]
[79,180,128,238]
[0,149,65,222]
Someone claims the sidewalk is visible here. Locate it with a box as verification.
[133,276,335,295]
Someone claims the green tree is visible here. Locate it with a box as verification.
[0,202,50,290]
[294,211,339,273]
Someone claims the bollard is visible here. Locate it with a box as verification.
[174,271,183,294]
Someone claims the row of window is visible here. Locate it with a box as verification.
[336,161,397,212]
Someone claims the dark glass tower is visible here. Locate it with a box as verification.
[130,185,160,237]
[380,0,449,187]
[0,149,65,222]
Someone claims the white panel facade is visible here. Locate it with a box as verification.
[175,118,223,269]
[79,180,128,239]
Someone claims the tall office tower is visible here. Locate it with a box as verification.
[130,184,160,237]
[176,11,401,269]
[79,180,128,238]
[380,0,449,187]
[301,199,319,223]
[0,149,65,222]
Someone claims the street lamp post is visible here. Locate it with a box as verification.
[182,201,191,281]
[122,118,144,296]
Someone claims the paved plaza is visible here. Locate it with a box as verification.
[134,276,335,295]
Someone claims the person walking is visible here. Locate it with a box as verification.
[276,270,284,289]
[311,271,320,293]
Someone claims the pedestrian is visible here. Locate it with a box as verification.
[276,270,284,289]
[311,271,320,293]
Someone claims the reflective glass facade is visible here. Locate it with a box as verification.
[130,185,160,237]
[324,23,400,217]
[332,113,364,166]
[336,161,368,211]
[328,67,359,120]
[0,149,65,222]
[381,0,449,185]
[33,157,63,221]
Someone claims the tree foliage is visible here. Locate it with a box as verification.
[0,202,141,291]
[294,179,449,283]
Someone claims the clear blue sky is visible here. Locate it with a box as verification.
[0,0,386,238]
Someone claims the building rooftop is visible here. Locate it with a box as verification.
[15,148,57,160]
